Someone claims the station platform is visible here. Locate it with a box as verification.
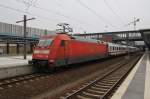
[0,55,32,68]
[0,55,34,79]
[111,51,150,99]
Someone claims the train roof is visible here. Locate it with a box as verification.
[39,34,138,48]
[40,33,104,43]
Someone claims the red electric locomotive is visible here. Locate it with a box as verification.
[32,33,108,71]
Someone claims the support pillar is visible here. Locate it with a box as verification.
[17,44,20,54]
[6,43,9,54]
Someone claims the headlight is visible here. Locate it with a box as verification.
[41,50,49,54]
[34,50,40,54]
[34,50,49,54]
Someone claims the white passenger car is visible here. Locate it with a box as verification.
[108,42,138,56]
[108,43,127,55]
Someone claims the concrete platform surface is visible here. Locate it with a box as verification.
[0,55,32,68]
[111,51,150,99]
[0,55,34,79]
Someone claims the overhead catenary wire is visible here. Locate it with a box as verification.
[15,0,38,6]
[14,0,93,28]
[15,0,38,13]
[53,0,100,30]
[15,0,118,32]
[0,4,86,33]
[54,0,67,10]
[0,3,85,32]
[75,0,117,28]
[119,17,140,30]
[0,4,61,26]
[14,0,96,32]
[112,0,128,21]
[2,0,124,32]
[103,0,125,24]
[30,5,91,31]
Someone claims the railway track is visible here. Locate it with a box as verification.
[0,54,141,99]
[60,56,140,99]
[0,55,125,90]
[0,73,49,89]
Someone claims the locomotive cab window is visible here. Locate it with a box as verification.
[38,39,53,46]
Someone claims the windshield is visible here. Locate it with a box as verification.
[38,39,53,46]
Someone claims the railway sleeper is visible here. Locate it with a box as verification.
[12,79,19,81]
[102,80,119,83]
[94,84,112,88]
[103,77,120,80]
[102,79,118,82]
[91,86,108,91]
[97,82,114,86]
[82,91,101,98]
[87,89,105,95]
[77,95,93,99]
[107,76,121,79]
[0,86,4,89]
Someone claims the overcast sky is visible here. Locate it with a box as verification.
[0,0,150,33]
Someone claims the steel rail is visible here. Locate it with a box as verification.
[62,56,140,99]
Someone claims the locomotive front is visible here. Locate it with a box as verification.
[32,36,54,71]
